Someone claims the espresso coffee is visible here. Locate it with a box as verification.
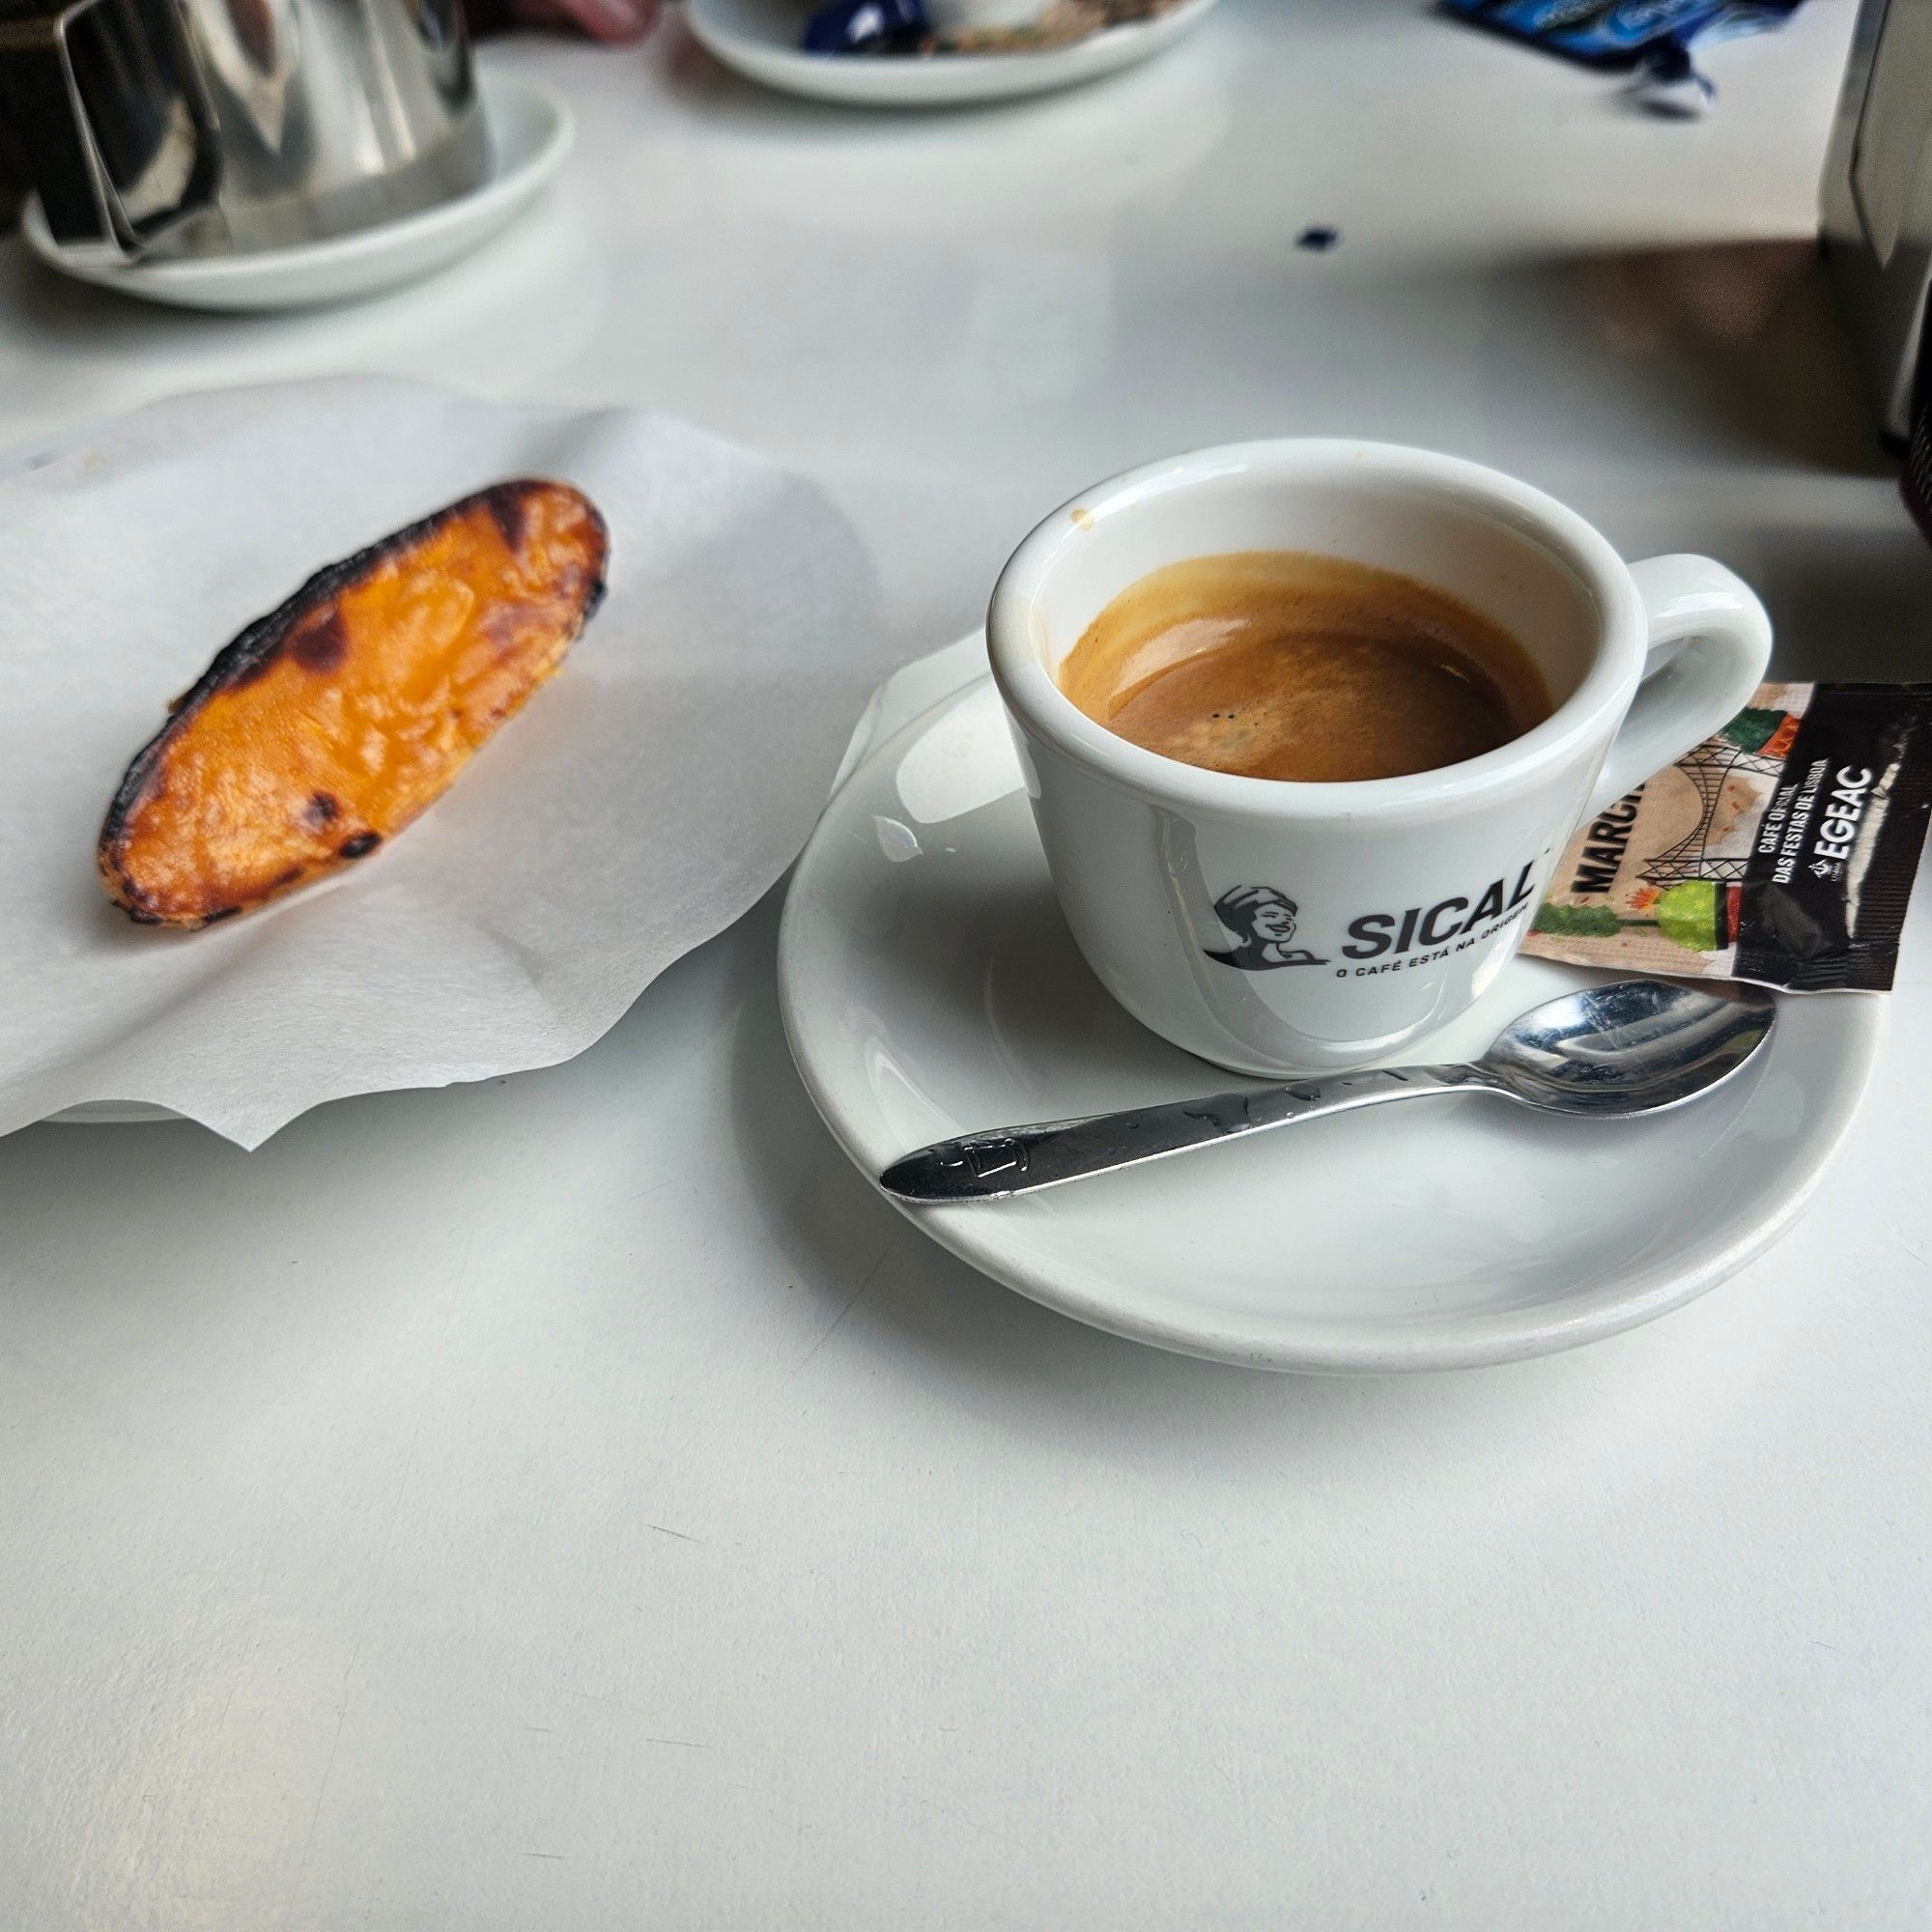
[1057,552,1551,782]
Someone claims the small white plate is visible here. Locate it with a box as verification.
[685,0,1222,107]
[20,75,571,313]
[46,1101,178,1125]
[779,659,1883,1373]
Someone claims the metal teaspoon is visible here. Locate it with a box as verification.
[880,979,1776,1204]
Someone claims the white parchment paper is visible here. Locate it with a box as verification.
[0,378,890,1146]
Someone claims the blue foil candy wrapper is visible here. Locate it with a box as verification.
[1443,0,1806,111]
[801,0,930,53]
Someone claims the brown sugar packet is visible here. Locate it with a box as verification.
[1524,683,1932,992]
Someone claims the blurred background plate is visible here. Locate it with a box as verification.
[684,0,1223,108]
[48,1102,178,1124]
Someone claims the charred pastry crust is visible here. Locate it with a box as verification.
[99,479,609,929]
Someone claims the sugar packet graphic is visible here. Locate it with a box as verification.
[1524,684,1932,992]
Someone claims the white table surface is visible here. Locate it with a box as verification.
[7,3,1932,1925]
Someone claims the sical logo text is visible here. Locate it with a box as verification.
[1204,865,1539,974]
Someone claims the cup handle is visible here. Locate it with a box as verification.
[1582,554,1774,818]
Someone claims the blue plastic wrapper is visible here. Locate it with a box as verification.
[1443,0,1806,112]
[802,0,930,54]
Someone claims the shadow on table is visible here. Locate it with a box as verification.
[1244,237,1891,478]
[1543,240,1887,478]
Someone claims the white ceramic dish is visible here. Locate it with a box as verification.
[47,1101,176,1125]
[20,76,571,313]
[684,0,1222,107]
[779,657,1883,1374]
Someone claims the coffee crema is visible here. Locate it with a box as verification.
[1057,552,1552,783]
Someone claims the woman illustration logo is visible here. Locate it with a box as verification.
[1203,885,1328,970]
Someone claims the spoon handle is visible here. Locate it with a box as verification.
[880,1064,1484,1203]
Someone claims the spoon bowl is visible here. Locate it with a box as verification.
[1476,980,1776,1115]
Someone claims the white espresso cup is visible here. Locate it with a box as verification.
[987,440,1773,1075]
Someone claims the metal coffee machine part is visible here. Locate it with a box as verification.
[1821,0,1932,446]
[0,0,490,260]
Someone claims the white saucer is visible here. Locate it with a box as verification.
[685,0,1222,107]
[20,75,571,312]
[779,653,1883,1374]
